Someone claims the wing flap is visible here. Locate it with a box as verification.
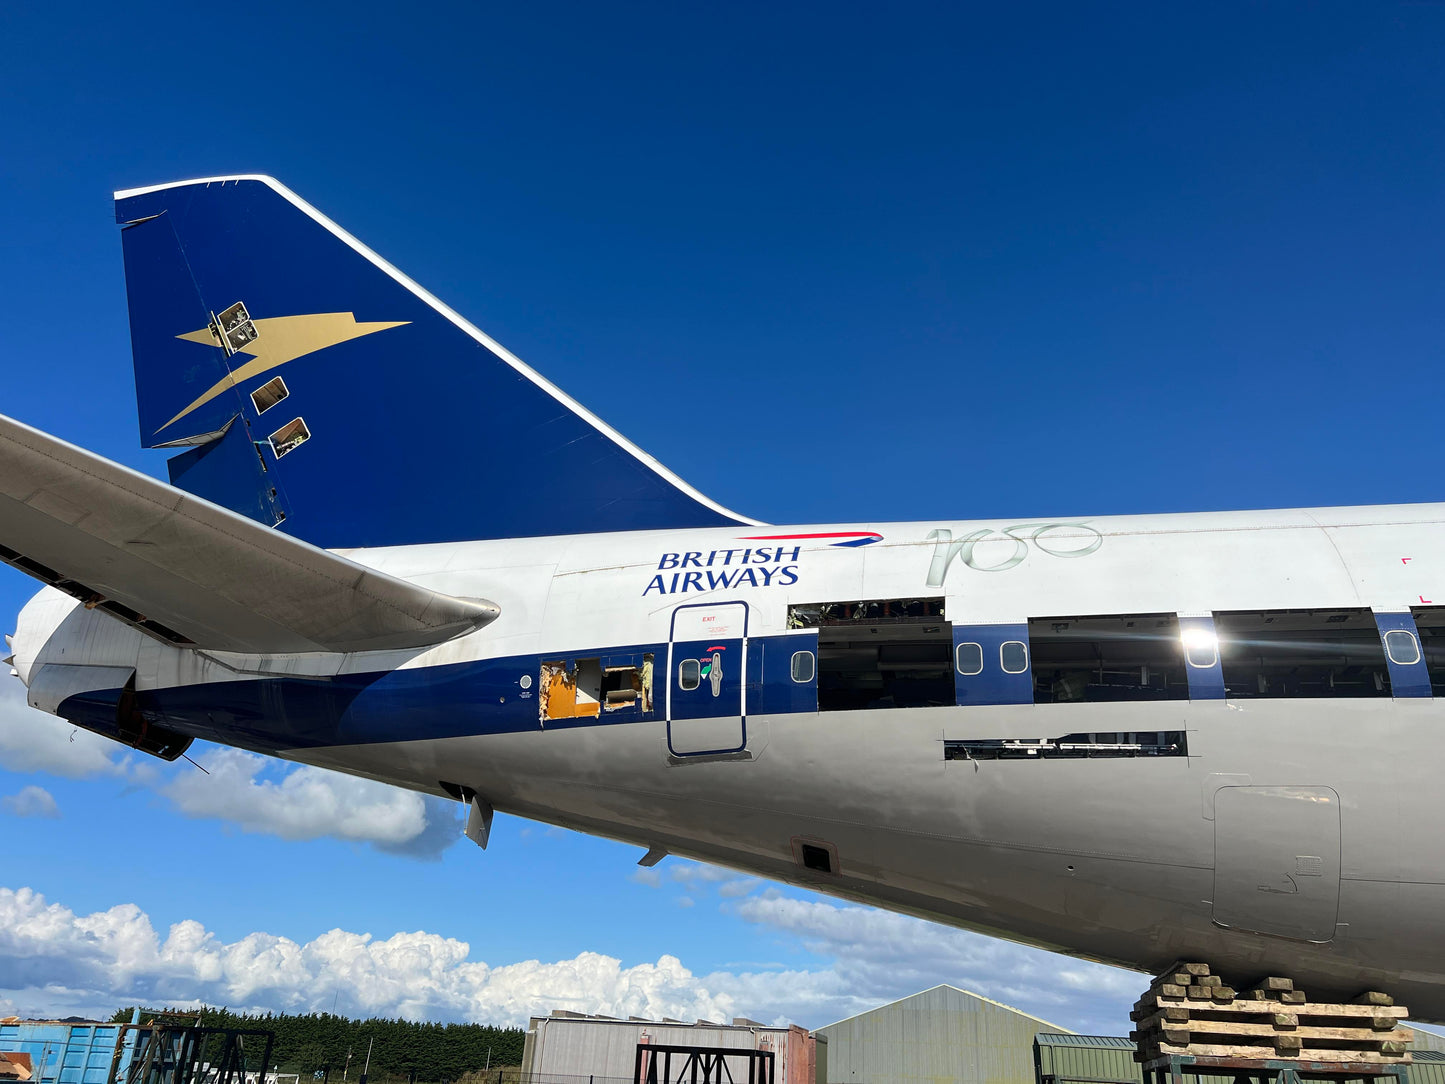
[0,413,497,653]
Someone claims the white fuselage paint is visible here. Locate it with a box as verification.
[14,504,1445,1016]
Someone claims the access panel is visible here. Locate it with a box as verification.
[1213,785,1341,942]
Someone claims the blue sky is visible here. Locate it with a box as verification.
[3,0,1445,1037]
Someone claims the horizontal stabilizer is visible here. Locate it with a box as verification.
[0,413,497,653]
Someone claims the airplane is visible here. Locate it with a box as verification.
[5,175,1445,1019]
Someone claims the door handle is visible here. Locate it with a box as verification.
[709,652,723,696]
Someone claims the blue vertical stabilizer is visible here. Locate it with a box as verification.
[114,176,754,548]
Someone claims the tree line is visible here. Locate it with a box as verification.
[109,1006,527,1081]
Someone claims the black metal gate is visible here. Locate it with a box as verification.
[633,1043,774,1084]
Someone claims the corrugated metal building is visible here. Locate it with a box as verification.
[1414,1051,1445,1084]
[1034,1032,1442,1084]
[1414,1030,1445,1054]
[0,1022,139,1084]
[522,1012,819,1084]
[1033,1034,1240,1084]
[817,984,1067,1084]
[1034,1033,1139,1084]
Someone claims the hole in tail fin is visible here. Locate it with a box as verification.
[250,376,290,415]
[267,417,311,458]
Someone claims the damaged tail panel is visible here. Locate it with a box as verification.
[114,175,757,549]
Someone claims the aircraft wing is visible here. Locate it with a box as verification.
[0,413,497,654]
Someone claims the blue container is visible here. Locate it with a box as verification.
[0,1022,141,1084]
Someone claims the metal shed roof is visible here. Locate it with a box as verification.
[1036,1034,1134,1050]
[819,984,1072,1033]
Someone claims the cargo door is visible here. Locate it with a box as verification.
[1213,785,1341,942]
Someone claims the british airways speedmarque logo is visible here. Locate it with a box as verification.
[164,309,409,433]
[641,531,884,596]
[741,531,883,548]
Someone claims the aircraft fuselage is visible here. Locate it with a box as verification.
[14,505,1445,1017]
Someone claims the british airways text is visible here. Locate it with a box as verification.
[643,547,801,596]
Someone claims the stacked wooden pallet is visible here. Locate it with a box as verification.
[1130,962,1412,1066]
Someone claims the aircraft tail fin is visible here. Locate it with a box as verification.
[114,176,756,548]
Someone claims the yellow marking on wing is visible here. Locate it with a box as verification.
[161,312,409,432]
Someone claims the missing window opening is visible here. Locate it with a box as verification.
[788,598,945,628]
[1411,607,1445,694]
[540,658,602,721]
[601,654,654,712]
[1216,608,1391,699]
[945,731,1188,760]
[250,376,290,415]
[1029,613,1188,703]
[268,417,311,458]
[791,599,951,711]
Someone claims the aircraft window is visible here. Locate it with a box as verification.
[1181,625,1219,669]
[540,658,603,721]
[250,376,289,415]
[790,650,815,683]
[1000,641,1029,675]
[1411,607,1445,693]
[1215,608,1391,699]
[1029,614,1188,703]
[792,598,952,711]
[1384,629,1421,667]
[268,417,311,458]
[679,657,701,691]
[955,642,983,676]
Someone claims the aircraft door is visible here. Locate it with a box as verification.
[668,602,747,756]
[1213,786,1341,943]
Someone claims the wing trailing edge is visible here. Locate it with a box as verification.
[0,413,497,654]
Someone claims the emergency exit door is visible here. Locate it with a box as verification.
[668,602,747,756]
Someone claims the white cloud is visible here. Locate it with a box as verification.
[160,748,462,859]
[0,880,1146,1036]
[548,854,1142,1032]
[669,861,734,886]
[724,891,1141,1033]
[717,878,761,898]
[0,678,127,778]
[0,887,734,1026]
[3,784,59,818]
[0,670,461,858]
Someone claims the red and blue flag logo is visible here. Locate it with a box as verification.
[740,531,883,549]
